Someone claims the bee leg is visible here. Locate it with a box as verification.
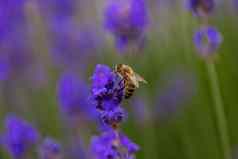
[117,78,125,88]
[116,80,126,96]
[118,78,124,85]
[118,86,125,93]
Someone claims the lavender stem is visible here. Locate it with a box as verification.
[206,62,231,159]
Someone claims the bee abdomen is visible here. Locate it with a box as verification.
[125,84,136,99]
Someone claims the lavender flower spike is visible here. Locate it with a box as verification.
[104,0,148,52]
[2,115,39,159]
[90,64,140,159]
[90,130,139,159]
[187,0,215,17]
[39,138,62,159]
[193,26,222,58]
[57,71,96,120]
[91,64,125,128]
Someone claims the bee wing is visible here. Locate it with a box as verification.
[135,73,148,84]
[130,75,140,88]
[128,73,147,88]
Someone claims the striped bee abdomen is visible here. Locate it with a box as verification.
[124,83,136,99]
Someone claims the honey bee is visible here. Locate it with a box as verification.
[114,64,147,99]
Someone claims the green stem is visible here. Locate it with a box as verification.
[206,62,231,159]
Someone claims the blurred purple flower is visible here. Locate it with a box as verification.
[57,71,95,120]
[0,12,42,84]
[0,0,26,13]
[131,97,151,125]
[0,50,48,90]
[91,64,125,127]
[0,52,32,80]
[67,139,87,159]
[0,44,37,83]
[36,0,76,20]
[0,0,27,36]
[38,0,103,70]
[0,59,11,81]
[2,115,39,159]
[0,0,49,88]
[39,138,62,159]
[186,0,214,17]
[0,12,48,88]
[156,72,196,120]
[0,0,26,22]
[193,26,222,58]
[90,130,139,159]
[234,0,238,9]
[104,0,148,52]
[49,20,103,69]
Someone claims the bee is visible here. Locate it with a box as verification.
[114,64,147,99]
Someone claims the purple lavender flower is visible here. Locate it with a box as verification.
[0,47,35,82]
[39,138,62,159]
[187,0,215,16]
[0,1,48,87]
[0,0,26,13]
[90,64,140,159]
[67,140,87,159]
[0,0,26,26]
[104,0,148,52]
[49,20,102,69]
[156,72,196,120]
[91,64,125,128]
[91,64,114,96]
[131,97,151,125]
[193,26,222,58]
[36,0,76,21]
[100,106,125,127]
[38,1,104,70]
[2,115,39,159]
[90,130,139,159]
[57,71,95,119]
[0,0,29,46]
[234,0,238,10]
[0,2,48,87]
[0,12,36,82]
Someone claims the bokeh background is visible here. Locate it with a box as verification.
[0,0,238,159]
